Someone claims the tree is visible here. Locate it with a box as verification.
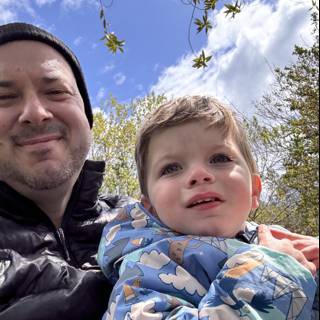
[98,0,242,68]
[248,5,319,235]
[90,93,166,198]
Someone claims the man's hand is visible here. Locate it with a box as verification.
[258,224,317,276]
[269,227,319,270]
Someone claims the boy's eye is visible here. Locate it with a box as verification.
[160,163,182,176]
[210,153,232,164]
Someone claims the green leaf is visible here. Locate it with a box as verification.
[204,0,217,10]
[194,13,212,34]
[194,18,205,33]
[224,0,242,18]
[192,50,212,68]
[104,33,125,54]
[203,13,212,34]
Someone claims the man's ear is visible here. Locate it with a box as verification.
[251,174,262,209]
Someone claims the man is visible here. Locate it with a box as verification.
[0,22,132,320]
[0,22,318,320]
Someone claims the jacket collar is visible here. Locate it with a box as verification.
[0,160,105,223]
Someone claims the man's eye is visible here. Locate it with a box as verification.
[47,89,69,95]
[210,154,232,164]
[0,94,18,100]
[160,163,182,176]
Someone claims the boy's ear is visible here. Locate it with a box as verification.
[251,174,262,209]
[141,194,152,210]
[141,195,157,216]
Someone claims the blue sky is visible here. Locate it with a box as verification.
[0,0,315,115]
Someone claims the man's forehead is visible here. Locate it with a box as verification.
[0,40,74,81]
[0,40,70,66]
[40,59,72,77]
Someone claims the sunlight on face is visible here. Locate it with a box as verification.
[0,41,91,191]
[143,120,261,237]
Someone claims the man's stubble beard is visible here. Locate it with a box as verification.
[0,139,91,191]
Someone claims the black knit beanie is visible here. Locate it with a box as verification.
[0,22,93,128]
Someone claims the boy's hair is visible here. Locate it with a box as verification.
[135,96,258,196]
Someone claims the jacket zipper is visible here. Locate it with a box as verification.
[56,228,72,263]
[53,168,85,267]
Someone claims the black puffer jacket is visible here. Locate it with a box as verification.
[0,160,133,320]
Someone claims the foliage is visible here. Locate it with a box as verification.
[98,0,243,68]
[90,94,166,198]
[247,6,319,235]
[224,0,241,18]
[93,2,318,235]
[192,49,212,68]
[194,13,212,34]
[103,32,125,54]
[99,0,125,53]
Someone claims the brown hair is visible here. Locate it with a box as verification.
[135,96,258,196]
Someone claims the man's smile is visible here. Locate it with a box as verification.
[16,133,62,147]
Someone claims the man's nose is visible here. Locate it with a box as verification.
[18,94,53,124]
[187,165,215,187]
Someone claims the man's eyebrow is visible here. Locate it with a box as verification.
[41,76,62,83]
[0,77,63,87]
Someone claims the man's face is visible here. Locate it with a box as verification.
[0,40,91,191]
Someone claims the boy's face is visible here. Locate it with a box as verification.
[142,120,261,237]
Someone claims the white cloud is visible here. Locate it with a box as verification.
[114,72,126,86]
[151,0,314,115]
[233,287,255,303]
[61,0,98,10]
[105,294,122,320]
[159,265,207,296]
[225,250,264,269]
[129,205,148,228]
[0,0,97,35]
[200,305,250,319]
[104,224,121,246]
[0,0,98,24]
[139,250,170,269]
[101,63,115,73]
[131,218,148,229]
[0,9,16,24]
[92,106,103,114]
[73,36,83,46]
[91,42,99,49]
[0,0,36,24]
[129,300,163,319]
[153,63,160,72]
[131,204,149,220]
[96,87,106,102]
[35,0,56,6]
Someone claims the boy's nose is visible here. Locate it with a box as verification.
[18,94,53,125]
[187,166,215,187]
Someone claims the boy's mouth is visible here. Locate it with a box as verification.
[186,193,223,208]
